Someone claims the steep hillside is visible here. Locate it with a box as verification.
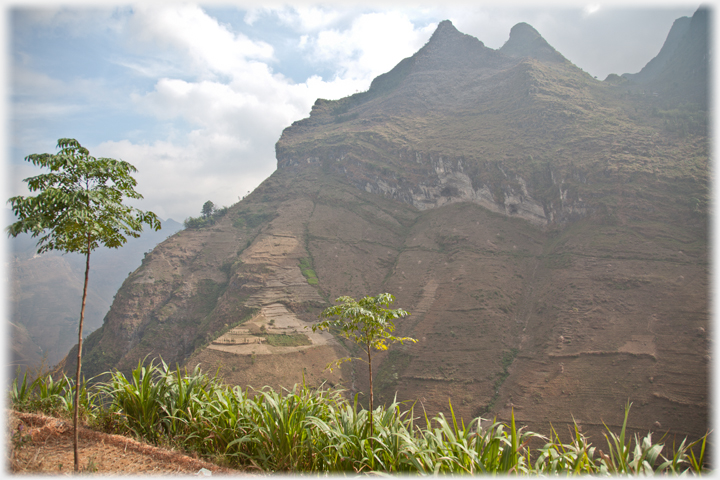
[64,14,708,442]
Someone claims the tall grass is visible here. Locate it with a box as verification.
[9,363,710,474]
[10,371,94,420]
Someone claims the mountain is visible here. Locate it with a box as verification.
[8,218,182,377]
[499,22,567,63]
[621,7,709,106]
[61,12,708,442]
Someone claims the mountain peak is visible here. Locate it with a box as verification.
[425,19,486,48]
[430,20,463,39]
[510,22,540,38]
[499,22,566,63]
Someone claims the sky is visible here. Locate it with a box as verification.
[3,1,705,224]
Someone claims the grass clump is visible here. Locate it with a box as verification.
[9,363,710,475]
[299,257,319,285]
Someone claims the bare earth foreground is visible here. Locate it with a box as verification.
[7,411,251,475]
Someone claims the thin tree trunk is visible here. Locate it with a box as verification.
[74,238,90,472]
[367,344,374,456]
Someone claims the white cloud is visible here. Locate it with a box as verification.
[111,57,187,80]
[125,4,275,80]
[272,6,348,32]
[243,5,351,32]
[240,7,437,83]
[303,11,435,82]
[93,138,275,222]
[121,70,374,221]
[134,77,301,141]
[103,5,438,221]
[583,4,602,17]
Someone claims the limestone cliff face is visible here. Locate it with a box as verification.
[280,146,552,225]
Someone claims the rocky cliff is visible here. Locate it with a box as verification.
[63,13,709,442]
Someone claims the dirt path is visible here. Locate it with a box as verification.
[7,411,254,475]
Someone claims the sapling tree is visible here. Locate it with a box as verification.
[312,293,416,441]
[6,138,160,472]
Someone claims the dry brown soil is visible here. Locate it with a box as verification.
[7,411,251,475]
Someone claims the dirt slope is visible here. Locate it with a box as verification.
[7,411,245,475]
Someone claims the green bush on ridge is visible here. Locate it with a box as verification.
[9,362,709,474]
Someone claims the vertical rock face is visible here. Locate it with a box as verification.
[69,14,708,442]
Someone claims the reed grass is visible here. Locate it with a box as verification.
[9,363,710,474]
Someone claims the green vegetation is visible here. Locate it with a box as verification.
[10,365,709,474]
[233,210,277,229]
[299,257,318,285]
[313,293,416,449]
[184,203,229,229]
[652,104,707,137]
[202,200,216,218]
[6,138,160,472]
[483,348,520,414]
[193,279,227,317]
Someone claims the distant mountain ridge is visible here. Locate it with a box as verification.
[60,11,708,443]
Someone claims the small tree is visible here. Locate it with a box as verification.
[312,293,416,442]
[202,200,215,218]
[6,138,160,472]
